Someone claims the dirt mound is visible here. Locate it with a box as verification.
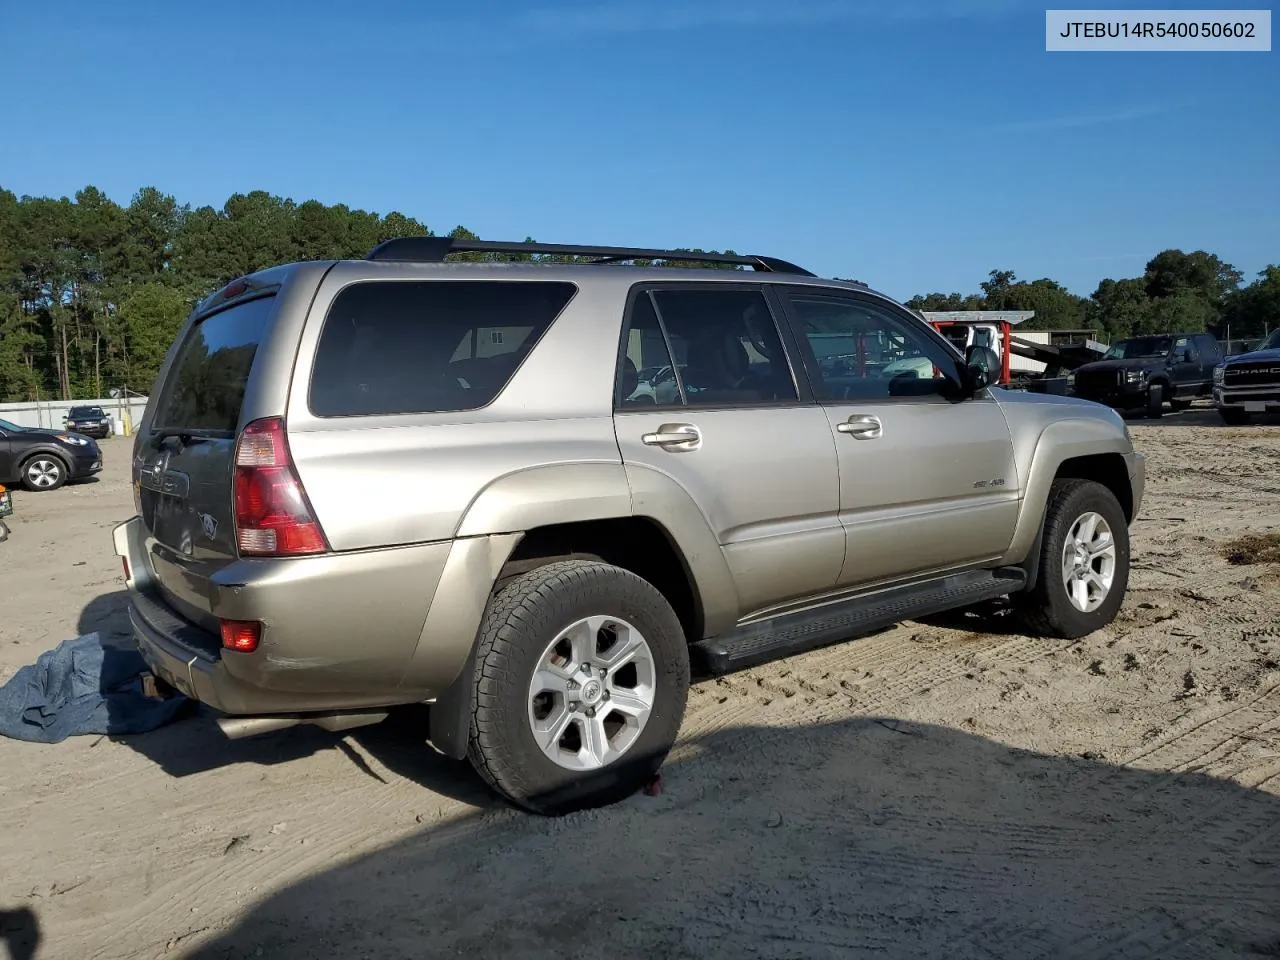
[1221,532,1280,565]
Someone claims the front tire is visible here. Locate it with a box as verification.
[467,559,690,816]
[1016,479,1130,639]
[1144,382,1164,418]
[20,454,68,492]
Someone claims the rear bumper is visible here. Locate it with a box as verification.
[112,516,473,717]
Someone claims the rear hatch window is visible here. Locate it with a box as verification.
[138,294,276,631]
[308,280,577,417]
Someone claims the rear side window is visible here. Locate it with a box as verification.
[154,295,275,433]
[309,280,577,417]
[618,286,799,408]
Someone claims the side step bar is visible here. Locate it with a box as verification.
[692,568,1028,675]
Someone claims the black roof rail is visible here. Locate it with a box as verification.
[364,237,815,276]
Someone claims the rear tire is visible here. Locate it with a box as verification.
[1144,382,1164,418]
[467,559,690,816]
[20,454,69,492]
[1016,479,1130,639]
[1218,407,1250,425]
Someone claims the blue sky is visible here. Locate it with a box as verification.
[0,0,1276,301]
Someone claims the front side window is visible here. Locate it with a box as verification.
[309,280,576,417]
[783,292,962,401]
[618,287,799,408]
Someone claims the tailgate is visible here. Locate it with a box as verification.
[135,292,277,632]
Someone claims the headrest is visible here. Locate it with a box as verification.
[687,330,749,386]
[620,356,639,400]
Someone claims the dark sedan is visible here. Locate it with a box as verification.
[63,404,114,439]
[0,417,103,492]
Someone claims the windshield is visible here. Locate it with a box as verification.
[0,418,29,432]
[68,406,104,418]
[1105,336,1173,360]
[1261,329,1280,352]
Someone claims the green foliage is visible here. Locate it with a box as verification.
[915,252,1274,343]
[0,183,1274,401]
[117,284,190,395]
[0,185,437,400]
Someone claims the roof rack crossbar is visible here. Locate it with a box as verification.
[364,237,815,276]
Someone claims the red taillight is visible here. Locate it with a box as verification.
[232,417,328,557]
[221,619,261,653]
[121,557,131,582]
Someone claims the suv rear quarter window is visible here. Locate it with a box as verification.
[309,280,577,417]
[154,294,276,434]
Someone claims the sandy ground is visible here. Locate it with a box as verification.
[2,408,1279,960]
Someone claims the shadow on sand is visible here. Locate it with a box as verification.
[0,908,40,960]
[75,585,1280,958]
[1125,406,1280,429]
[160,715,1280,960]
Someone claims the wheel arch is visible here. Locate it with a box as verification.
[1003,420,1137,576]
[19,446,72,484]
[424,462,737,760]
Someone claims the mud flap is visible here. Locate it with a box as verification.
[427,644,479,760]
[1020,510,1048,592]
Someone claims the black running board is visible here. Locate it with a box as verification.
[692,568,1027,675]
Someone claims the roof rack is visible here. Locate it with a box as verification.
[364,237,815,276]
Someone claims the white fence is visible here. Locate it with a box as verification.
[0,396,150,434]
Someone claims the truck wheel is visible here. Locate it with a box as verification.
[467,559,690,816]
[1016,479,1130,639]
[1144,383,1164,418]
[1218,407,1250,425]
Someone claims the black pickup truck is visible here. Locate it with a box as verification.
[1214,328,1280,424]
[1068,332,1222,418]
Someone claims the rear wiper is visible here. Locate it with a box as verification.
[148,427,230,449]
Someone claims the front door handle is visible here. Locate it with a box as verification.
[837,415,883,439]
[641,423,701,451]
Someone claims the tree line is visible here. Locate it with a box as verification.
[0,184,1276,402]
[906,256,1277,346]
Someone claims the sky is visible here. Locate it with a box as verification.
[0,0,1276,301]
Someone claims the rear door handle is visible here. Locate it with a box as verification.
[837,415,883,439]
[641,423,701,451]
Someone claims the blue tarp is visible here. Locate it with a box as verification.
[0,633,187,743]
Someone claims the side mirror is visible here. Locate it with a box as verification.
[964,345,1001,394]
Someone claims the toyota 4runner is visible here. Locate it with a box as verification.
[113,238,1146,815]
